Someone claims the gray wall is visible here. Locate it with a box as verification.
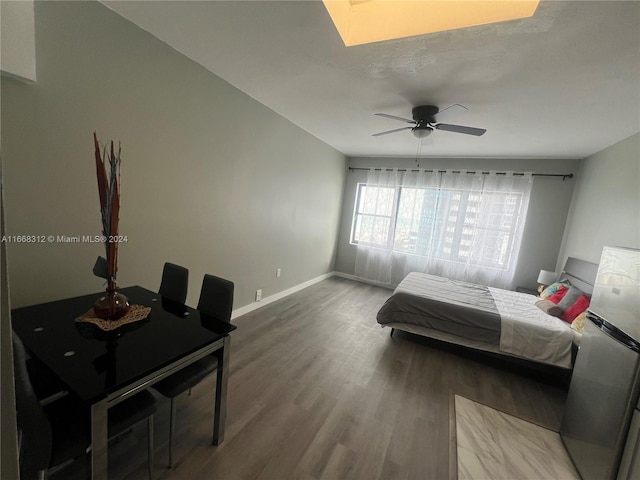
[0,165,19,480]
[335,156,582,289]
[557,133,640,267]
[1,1,346,309]
[0,0,37,82]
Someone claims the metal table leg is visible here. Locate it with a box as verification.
[213,335,230,445]
[91,398,109,480]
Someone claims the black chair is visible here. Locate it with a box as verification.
[158,262,189,304]
[25,355,69,406]
[153,274,234,468]
[13,335,157,480]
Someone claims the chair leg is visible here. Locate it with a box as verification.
[148,415,154,480]
[168,398,176,468]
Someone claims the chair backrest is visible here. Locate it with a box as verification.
[159,262,189,304]
[197,274,234,322]
[12,333,53,480]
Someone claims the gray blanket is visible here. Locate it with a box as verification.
[376,272,501,344]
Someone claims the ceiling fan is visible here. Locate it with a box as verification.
[372,104,486,139]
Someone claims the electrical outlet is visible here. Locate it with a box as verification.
[255,289,262,302]
[276,268,281,278]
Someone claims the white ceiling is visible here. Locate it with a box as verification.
[104,0,640,159]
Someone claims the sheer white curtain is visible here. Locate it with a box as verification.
[351,168,388,285]
[354,169,533,289]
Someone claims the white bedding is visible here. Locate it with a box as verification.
[489,287,579,369]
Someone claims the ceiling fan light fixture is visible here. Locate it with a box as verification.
[412,127,433,139]
[323,0,540,47]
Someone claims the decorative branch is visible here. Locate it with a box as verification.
[92,132,122,287]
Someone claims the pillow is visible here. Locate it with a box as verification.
[570,311,588,333]
[561,295,591,323]
[540,280,570,299]
[547,285,569,304]
[535,299,564,318]
[556,286,585,311]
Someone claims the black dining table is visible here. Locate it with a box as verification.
[11,285,236,480]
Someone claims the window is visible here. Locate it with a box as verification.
[351,184,398,249]
[351,182,524,270]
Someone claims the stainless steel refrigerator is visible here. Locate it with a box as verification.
[561,245,640,480]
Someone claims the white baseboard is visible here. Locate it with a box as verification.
[332,271,395,289]
[231,271,336,319]
[332,271,357,281]
[231,271,395,319]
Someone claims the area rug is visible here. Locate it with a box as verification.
[453,395,580,480]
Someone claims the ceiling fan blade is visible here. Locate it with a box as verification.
[372,126,413,137]
[374,113,415,124]
[433,104,468,122]
[435,123,486,136]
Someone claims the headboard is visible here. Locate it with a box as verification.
[562,257,599,294]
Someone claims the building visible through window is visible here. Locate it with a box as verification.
[351,183,523,270]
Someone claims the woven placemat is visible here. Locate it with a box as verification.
[75,304,152,331]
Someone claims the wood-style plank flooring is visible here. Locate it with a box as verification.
[54,276,569,480]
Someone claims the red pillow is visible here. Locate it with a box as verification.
[547,285,569,304]
[561,294,591,323]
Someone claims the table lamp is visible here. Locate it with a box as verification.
[537,269,558,294]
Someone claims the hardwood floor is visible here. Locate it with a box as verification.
[54,276,569,480]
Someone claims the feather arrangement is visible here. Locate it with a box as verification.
[92,132,122,288]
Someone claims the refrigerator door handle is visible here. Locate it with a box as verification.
[601,322,640,352]
[588,312,640,353]
[587,311,604,327]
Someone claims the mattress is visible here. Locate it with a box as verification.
[377,272,578,368]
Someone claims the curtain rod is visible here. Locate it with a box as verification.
[347,167,573,181]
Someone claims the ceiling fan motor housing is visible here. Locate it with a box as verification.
[411,105,438,138]
[412,105,439,123]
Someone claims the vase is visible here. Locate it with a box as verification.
[94,281,130,320]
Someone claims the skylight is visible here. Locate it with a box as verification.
[322,0,540,46]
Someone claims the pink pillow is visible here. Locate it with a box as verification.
[547,285,569,304]
[561,294,591,323]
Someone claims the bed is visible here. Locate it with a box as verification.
[376,257,599,369]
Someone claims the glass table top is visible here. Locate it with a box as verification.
[12,286,236,402]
